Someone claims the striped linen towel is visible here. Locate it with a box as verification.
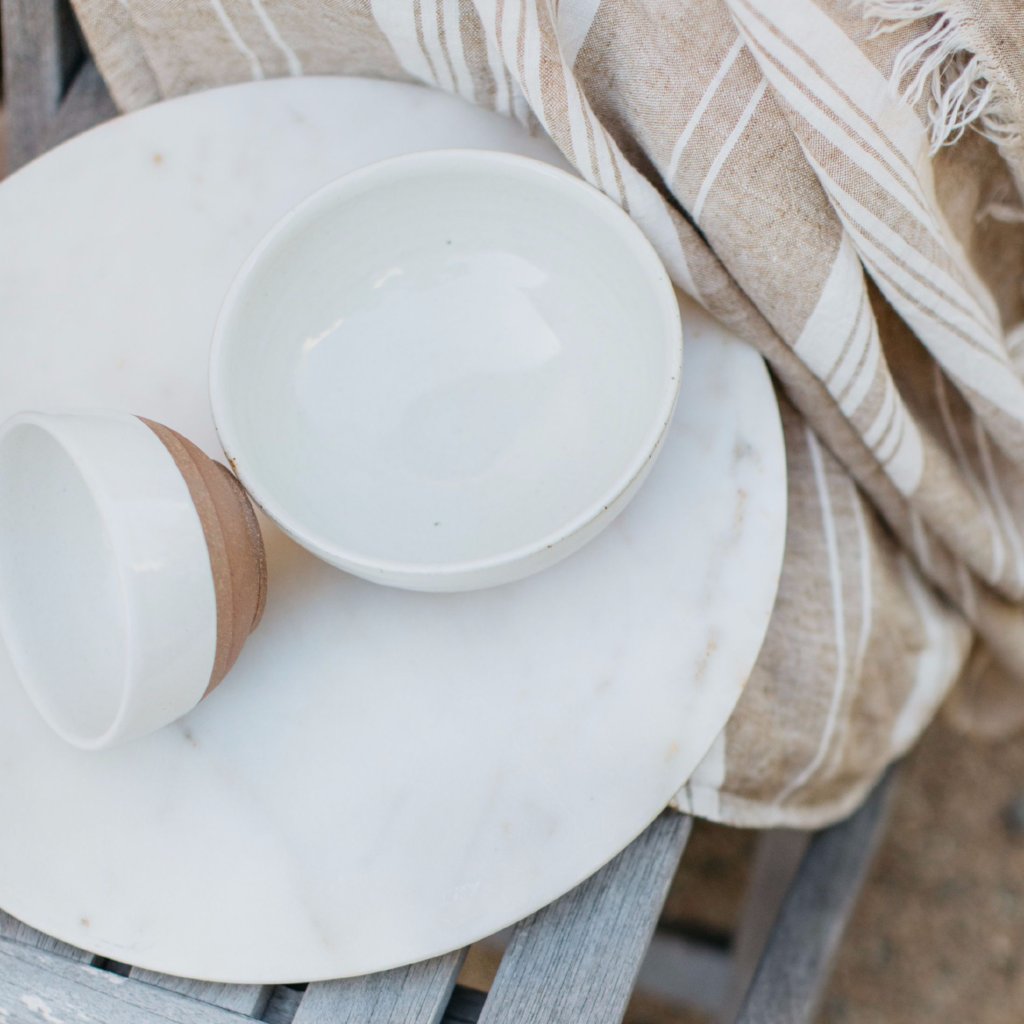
[71,0,1024,827]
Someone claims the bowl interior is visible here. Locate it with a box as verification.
[0,422,127,742]
[214,152,681,578]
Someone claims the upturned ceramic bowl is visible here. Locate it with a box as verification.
[0,411,266,749]
[211,150,683,591]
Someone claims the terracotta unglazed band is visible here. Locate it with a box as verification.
[143,420,268,695]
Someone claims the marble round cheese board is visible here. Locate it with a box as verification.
[0,77,786,983]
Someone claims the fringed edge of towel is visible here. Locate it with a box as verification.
[862,1,1021,157]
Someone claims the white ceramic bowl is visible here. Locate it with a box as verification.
[211,150,683,591]
[0,411,265,749]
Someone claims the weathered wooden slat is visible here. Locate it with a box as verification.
[721,828,810,1020]
[734,768,899,1024]
[477,811,692,1024]
[129,967,272,1018]
[0,935,254,1024]
[1,0,70,170]
[47,57,117,149]
[292,950,465,1024]
[0,910,94,963]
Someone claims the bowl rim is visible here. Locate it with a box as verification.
[0,410,134,748]
[209,148,683,586]
[0,409,219,748]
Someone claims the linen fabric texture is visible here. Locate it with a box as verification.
[70,0,1024,827]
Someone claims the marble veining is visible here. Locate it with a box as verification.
[0,78,786,982]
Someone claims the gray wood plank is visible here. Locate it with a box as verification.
[0,934,254,1024]
[47,57,118,149]
[1,0,67,170]
[734,768,899,1024]
[477,811,692,1024]
[721,828,810,1020]
[129,967,272,1017]
[0,909,94,963]
[292,950,465,1024]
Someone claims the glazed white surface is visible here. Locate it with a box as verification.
[0,411,217,749]
[211,150,683,591]
[0,78,786,982]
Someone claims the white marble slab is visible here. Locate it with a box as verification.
[0,78,786,982]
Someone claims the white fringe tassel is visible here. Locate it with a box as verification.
[863,1,1020,156]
